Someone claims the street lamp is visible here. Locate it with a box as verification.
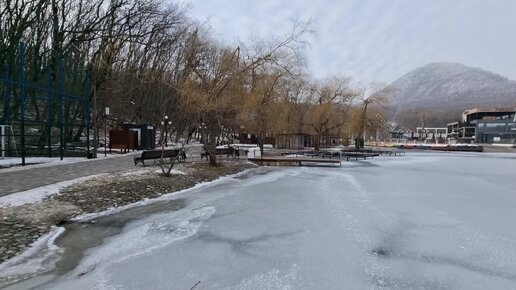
[161,115,172,147]
[104,107,110,157]
[198,122,207,143]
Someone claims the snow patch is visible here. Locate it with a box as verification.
[152,168,187,175]
[118,169,154,177]
[0,157,84,173]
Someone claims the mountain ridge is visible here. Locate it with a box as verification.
[386,62,516,113]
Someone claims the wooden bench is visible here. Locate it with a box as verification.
[200,147,239,160]
[134,149,186,166]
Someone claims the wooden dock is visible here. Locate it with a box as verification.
[275,150,394,162]
[372,149,405,156]
[248,157,342,167]
[341,152,380,161]
[256,148,405,166]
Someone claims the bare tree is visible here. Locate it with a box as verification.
[355,83,389,147]
[178,21,311,166]
[301,77,355,150]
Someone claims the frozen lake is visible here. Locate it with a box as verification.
[4,152,516,289]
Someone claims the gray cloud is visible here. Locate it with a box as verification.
[185,0,516,83]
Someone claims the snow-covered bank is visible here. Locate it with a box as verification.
[73,167,257,222]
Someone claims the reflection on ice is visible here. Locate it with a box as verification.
[74,206,215,271]
[197,230,303,257]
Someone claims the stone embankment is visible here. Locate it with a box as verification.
[0,160,256,263]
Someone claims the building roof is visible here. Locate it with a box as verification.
[462,107,516,122]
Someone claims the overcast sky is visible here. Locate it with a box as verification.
[185,0,516,84]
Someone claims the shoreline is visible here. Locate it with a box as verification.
[0,160,257,274]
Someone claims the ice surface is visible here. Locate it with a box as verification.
[0,227,65,285]
[36,206,216,290]
[6,152,516,289]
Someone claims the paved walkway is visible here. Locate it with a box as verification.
[0,155,138,197]
[0,145,207,197]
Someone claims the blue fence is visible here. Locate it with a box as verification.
[0,43,90,166]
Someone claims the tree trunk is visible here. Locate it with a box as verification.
[175,125,184,143]
[199,122,218,166]
[159,126,175,176]
[258,131,264,156]
[314,133,320,151]
[186,126,196,144]
[207,147,218,166]
[74,124,85,142]
[358,102,369,141]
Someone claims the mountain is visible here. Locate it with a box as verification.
[386,62,516,114]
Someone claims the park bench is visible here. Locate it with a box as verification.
[200,147,239,160]
[134,149,186,166]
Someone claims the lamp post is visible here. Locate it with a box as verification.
[104,107,110,157]
[161,115,171,147]
[198,122,207,143]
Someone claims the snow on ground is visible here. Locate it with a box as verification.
[152,168,187,175]
[117,167,187,177]
[0,174,105,208]
[73,167,255,222]
[0,165,189,208]
[0,157,84,173]
[117,168,155,177]
[0,151,141,173]
[0,146,189,171]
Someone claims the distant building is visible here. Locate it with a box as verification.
[276,133,315,149]
[236,132,257,144]
[415,127,448,141]
[275,134,340,149]
[448,107,516,144]
[446,121,476,142]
